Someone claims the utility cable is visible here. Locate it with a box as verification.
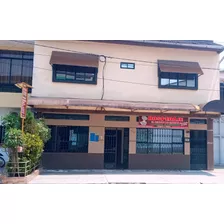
[0,61,220,92]
[9,40,220,71]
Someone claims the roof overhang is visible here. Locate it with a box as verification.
[28,97,219,117]
[87,40,224,53]
[201,100,224,113]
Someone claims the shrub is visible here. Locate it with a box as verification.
[2,110,51,176]
[1,112,21,131]
[3,128,24,177]
[23,133,44,165]
[36,119,51,143]
[3,128,23,150]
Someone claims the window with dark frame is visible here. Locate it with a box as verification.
[120,62,135,69]
[220,83,224,100]
[52,64,98,84]
[44,126,89,153]
[0,50,33,92]
[0,125,5,144]
[42,113,89,120]
[159,72,198,90]
[136,128,184,154]
[105,116,130,121]
[190,119,207,124]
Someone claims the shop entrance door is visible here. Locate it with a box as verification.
[190,130,207,170]
[104,128,129,169]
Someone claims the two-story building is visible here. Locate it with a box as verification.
[0,40,34,145]
[27,40,224,170]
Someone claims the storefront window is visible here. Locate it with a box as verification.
[136,128,184,154]
[44,126,89,153]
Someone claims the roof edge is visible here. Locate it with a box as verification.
[88,40,224,53]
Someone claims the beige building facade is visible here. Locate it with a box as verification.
[27,40,224,170]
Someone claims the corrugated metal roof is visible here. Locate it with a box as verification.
[28,97,201,112]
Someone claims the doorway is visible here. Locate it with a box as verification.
[190,130,207,170]
[104,128,129,169]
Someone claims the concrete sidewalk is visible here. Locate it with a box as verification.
[29,169,224,184]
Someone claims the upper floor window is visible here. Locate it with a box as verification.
[120,62,135,69]
[158,60,202,90]
[220,83,224,100]
[0,50,33,92]
[159,72,198,90]
[52,64,98,85]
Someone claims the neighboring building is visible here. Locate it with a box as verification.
[0,40,34,145]
[27,40,224,170]
[213,70,224,166]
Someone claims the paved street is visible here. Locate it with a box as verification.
[29,168,224,184]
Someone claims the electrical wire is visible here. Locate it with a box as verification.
[100,56,107,100]
[9,40,220,71]
[0,60,220,91]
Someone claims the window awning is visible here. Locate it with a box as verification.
[158,60,203,75]
[201,100,224,113]
[49,51,99,67]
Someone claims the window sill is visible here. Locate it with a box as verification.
[136,152,184,155]
[52,79,97,85]
[158,85,198,91]
[43,151,88,153]
[0,84,32,93]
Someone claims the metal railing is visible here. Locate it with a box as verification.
[6,160,40,177]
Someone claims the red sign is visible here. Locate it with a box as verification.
[138,115,188,129]
[20,87,28,119]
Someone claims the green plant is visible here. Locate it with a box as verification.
[1,112,21,131]
[24,110,37,134]
[36,119,51,143]
[2,110,51,177]
[3,128,24,177]
[23,133,44,165]
[3,128,23,150]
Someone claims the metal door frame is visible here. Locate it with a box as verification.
[190,130,207,170]
[104,128,124,169]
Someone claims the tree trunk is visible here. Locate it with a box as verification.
[10,149,16,177]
